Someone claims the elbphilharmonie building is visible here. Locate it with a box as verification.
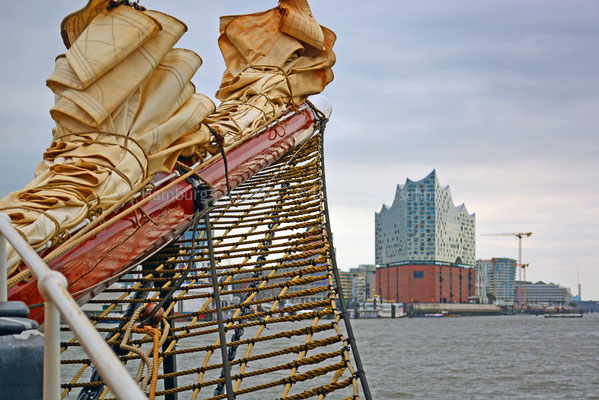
[375,170,476,266]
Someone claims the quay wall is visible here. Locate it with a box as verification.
[410,303,502,316]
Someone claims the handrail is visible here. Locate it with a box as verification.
[0,213,147,400]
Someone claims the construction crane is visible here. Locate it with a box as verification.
[481,232,532,308]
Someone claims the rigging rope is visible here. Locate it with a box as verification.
[58,126,369,400]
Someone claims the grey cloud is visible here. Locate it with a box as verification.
[0,0,597,296]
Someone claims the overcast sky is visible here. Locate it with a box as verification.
[1,1,598,298]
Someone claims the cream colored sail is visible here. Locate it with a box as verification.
[206,0,336,141]
[1,0,335,278]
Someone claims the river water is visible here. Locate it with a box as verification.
[61,314,598,399]
[351,314,599,399]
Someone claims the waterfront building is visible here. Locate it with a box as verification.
[337,271,354,306]
[350,264,376,299]
[473,260,489,303]
[376,261,475,303]
[375,170,476,266]
[477,258,517,304]
[374,171,476,304]
[577,301,599,313]
[337,270,370,305]
[515,281,572,305]
[352,274,367,304]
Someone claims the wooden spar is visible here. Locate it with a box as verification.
[8,105,318,323]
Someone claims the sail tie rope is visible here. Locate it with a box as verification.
[119,305,170,399]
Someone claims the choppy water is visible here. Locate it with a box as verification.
[61,314,598,399]
[352,314,599,399]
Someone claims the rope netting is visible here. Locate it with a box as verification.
[58,131,366,400]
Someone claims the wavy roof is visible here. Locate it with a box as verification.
[376,169,475,217]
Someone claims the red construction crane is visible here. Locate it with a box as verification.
[481,232,532,308]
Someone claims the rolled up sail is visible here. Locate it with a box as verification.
[1,0,335,283]
[0,6,214,273]
[206,0,336,143]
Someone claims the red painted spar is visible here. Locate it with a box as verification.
[8,96,330,323]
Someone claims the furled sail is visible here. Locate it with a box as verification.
[0,5,214,274]
[206,0,336,141]
[0,0,335,281]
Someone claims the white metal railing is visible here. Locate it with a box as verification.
[0,213,147,400]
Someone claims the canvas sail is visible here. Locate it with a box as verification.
[0,0,335,279]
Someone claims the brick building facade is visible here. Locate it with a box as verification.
[375,263,475,303]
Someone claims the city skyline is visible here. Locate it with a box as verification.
[0,1,597,298]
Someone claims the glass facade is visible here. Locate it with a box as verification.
[375,170,476,266]
[477,258,517,303]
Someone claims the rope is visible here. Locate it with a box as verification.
[7,161,207,288]
[117,305,170,398]
[59,130,366,400]
[7,103,310,288]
